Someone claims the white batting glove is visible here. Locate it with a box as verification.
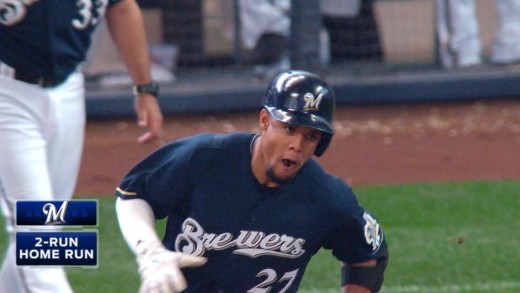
[136,241,207,293]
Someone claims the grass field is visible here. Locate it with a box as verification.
[1,180,519,292]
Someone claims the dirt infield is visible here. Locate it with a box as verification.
[76,99,520,196]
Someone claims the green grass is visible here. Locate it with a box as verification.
[300,180,520,292]
[1,180,519,292]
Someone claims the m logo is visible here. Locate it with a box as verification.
[303,92,323,111]
[43,201,69,225]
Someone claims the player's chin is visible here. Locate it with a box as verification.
[280,167,299,179]
[266,166,298,185]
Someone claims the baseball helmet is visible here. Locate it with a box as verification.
[263,70,336,157]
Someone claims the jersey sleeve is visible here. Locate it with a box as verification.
[114,138,195,219]
[322,180,386,264]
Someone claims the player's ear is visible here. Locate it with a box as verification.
[259,109,270,131]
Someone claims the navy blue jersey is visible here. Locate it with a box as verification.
[116,133,385,292]
[0,0,122,82]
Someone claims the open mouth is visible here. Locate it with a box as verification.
[281,158,297,168]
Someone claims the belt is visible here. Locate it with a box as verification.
[13,71,62,88]
[0,61,62,88]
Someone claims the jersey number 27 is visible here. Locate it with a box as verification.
[248,268,299,293]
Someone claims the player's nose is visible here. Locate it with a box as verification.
[288,135,304,152]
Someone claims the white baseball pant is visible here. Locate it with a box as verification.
[436,0,520,67]
[0,67,85,293]
[238,0,290,50]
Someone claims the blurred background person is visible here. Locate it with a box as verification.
[238,0,291,78]
[238,0,382,78]
[436,0,520,68]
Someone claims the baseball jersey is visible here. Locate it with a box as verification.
[0,0,122,83]
[116,133,386,292]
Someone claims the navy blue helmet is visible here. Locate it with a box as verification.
[263,70,336,156]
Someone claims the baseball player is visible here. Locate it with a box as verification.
[436,0,520,68]
[0,0,163,292]
[116,70,388,292]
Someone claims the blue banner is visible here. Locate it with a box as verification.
[16,200,97,226]
[16,231,98,266]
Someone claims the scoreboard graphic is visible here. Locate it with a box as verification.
[15,200,98,267]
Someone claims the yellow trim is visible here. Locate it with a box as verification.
[116,187,137,196]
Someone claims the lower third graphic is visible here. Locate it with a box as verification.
[16,231,98,267]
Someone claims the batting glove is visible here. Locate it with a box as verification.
[136,241,207,293]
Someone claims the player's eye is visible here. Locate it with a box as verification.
[284,125,297,133]
[306,131,321,141]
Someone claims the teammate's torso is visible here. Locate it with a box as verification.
[0,0,120,82]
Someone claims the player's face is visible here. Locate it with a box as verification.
[258,110,322,185]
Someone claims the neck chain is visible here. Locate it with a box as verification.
[250,134,260,154]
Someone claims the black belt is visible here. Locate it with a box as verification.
[14,71,62,88]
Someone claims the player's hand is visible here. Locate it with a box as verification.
[134,93,163,144]
[136,241,207,293]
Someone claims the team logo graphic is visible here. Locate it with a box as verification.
[363,212,384,252]
[17,200,97,226]
[303,92,323,111]
[43,201,69,225]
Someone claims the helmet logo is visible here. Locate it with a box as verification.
[303,92,323,111]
